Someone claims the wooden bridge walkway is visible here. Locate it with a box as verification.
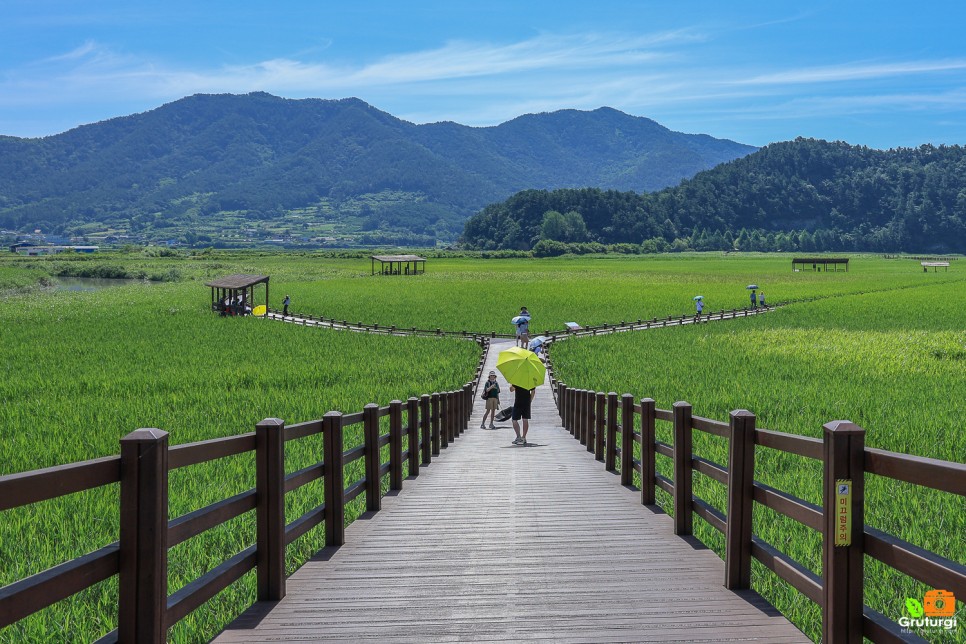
[215,340,807,643]
[264,304,775,341]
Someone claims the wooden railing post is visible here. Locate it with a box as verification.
[119,428,168,644]
[620,394,634,485]
[577,390,586,446]
[454,389,462,438]
[448,391,457,443]
[363,403,381,511]
[672,401,693,535]
[567,386,575,434]
[594,392,606,460]
[453,390,461,439]
[323,411,345,547]
[464,383,473,432]
[431,393,441,455]
[407,397,420,476]
[606,392,618,471]
[458,387,465,436]
[389,400,404,490]
[439,393,449,449]
[586,391,596,452]
[725,410,755,590]
[420,394,432,465]
[822,420,866,644]
[453,388,461,438]
[640,398,656,504]
[255,418,285,601]
[558,384,567,426]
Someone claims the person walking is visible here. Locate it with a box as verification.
[510,384,535,445]
[515,307,530,348]
[480,371,501,429]
[759,292,766,308]
[282,295,290,317]
[750,290,757,309]
[695,298,704,322]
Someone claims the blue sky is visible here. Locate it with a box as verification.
[2,1,965,148]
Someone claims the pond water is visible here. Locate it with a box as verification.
[51,277,148,291]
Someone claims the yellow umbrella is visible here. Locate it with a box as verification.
[496,347,546,390]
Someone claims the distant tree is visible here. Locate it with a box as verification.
[562,210,589,242]
[539,210,569,241]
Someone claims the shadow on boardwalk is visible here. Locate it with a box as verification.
[215,340,807,643]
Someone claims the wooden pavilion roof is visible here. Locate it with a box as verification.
[204,274,270,289]
[370,255,426,262]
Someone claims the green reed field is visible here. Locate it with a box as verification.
[1,250,964,642]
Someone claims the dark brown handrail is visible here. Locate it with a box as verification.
[168,434,256,470]
[0,455,121,511]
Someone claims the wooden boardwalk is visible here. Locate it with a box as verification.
[215,340,807,643]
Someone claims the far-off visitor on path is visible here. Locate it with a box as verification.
[513,307,530,348]
[282,294,290,316]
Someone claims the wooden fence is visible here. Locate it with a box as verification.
[546,359,965,644]
[0,341,491,643]
[271,305,771,342]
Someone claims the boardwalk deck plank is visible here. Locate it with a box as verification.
[215,340,807,643]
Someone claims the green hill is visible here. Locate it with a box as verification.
[461,138,966,253]
[0,93,754,246]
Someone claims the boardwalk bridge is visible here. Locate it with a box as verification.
[1,307,963,643]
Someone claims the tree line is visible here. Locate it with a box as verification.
[461,138,966,253]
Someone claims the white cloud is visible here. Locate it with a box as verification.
[733,59,966,86]
[0,31,696,102]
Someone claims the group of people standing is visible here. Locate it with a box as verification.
[694,290,767,320]
[750,290,766,308]
[480,369,535,446]
[480,306,537,445]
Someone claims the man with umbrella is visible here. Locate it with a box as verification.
[693,295,704,322]
[747,285,759,309]
[510,384,535,445]
[496,346,545,446]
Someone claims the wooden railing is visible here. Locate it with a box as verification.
[546,358,965,644]
[0,341,490,643]
[270,305,771,342]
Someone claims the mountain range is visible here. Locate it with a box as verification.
[0,93,755,246]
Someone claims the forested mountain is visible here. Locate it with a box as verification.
[0,93,754,245]
[461,139,966,253]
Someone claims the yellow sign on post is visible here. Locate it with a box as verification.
[834,479,852,546]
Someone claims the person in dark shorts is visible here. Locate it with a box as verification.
[510,384,535,445]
